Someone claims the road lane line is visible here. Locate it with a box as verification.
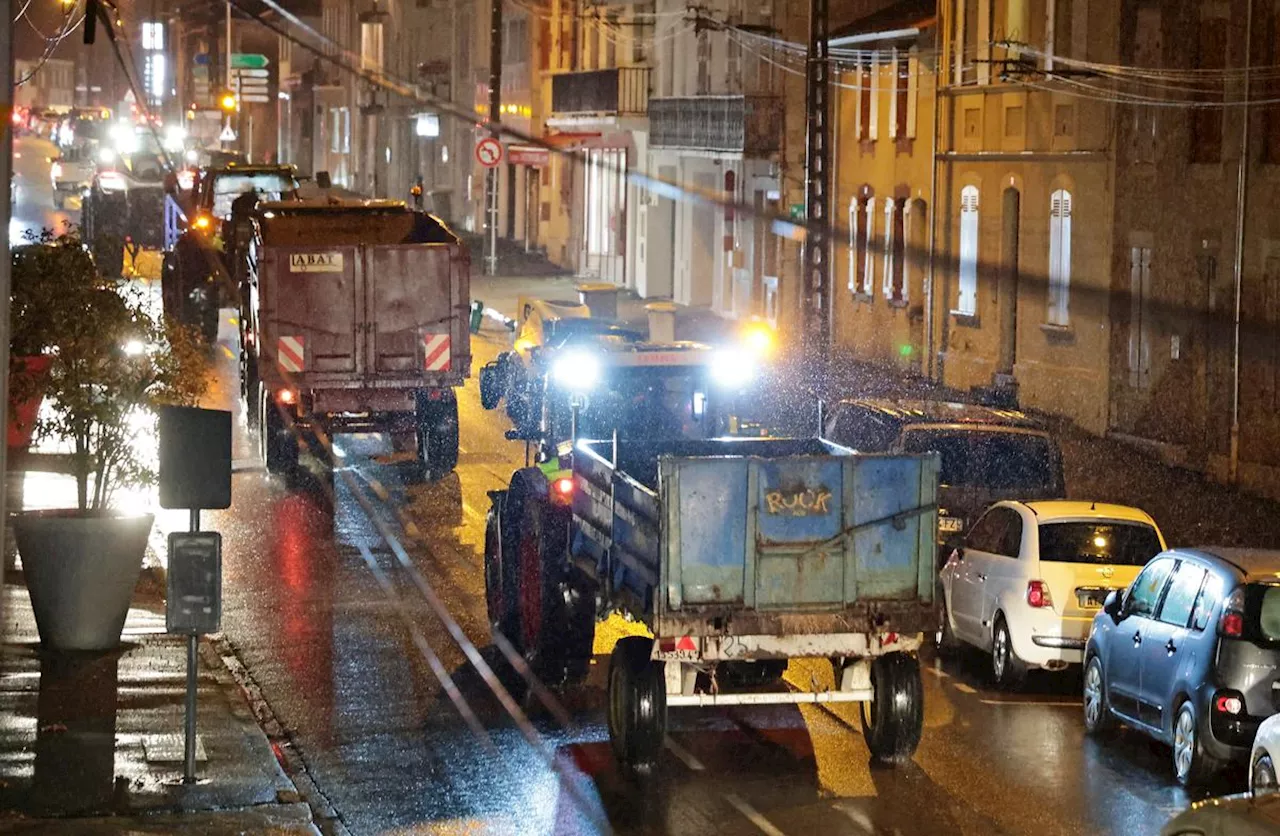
[953,682,977,694]
[664,736,705,771]
[724,793,789,836]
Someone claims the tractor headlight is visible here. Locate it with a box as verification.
[551,350,601,392]
[710,350,755,390]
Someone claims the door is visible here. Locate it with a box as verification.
[366,245,456,375]
[979,508,1026,633]
[949,508,1010,645]
[1139,561,1205,730]
[271,246,360,374]
[1108,557,1176,721]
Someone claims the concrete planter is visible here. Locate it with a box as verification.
[14,511,154,652]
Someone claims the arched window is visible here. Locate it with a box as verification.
[1048,189,1072,325]
[883,198,906,302]
[863,197,877,294]
[848,195,869,294]
[957,185,979,315]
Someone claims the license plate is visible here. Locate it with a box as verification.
[939,516,963,533]
[1077,589,1108,609]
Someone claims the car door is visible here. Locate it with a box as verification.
[1107,556,1177,722]
[980,508,1027,633]
[1138,560,1207,732]
[948,509,1009,646]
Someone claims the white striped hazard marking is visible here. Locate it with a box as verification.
[423,333,451,371]
[278,336,304,373]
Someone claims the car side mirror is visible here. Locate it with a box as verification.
[1103,590,1122,618]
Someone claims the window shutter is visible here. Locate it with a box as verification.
[958,186,979,315]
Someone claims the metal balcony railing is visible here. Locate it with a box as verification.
[550,67,650,116]
[648,95,783,155]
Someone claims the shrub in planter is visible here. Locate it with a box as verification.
[13,235,208,651]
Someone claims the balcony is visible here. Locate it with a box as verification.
[649,96,783,156]
[550,67,650,117]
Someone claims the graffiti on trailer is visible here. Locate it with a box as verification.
[765,488,833,516]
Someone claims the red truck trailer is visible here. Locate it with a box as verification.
[240,200,471,478]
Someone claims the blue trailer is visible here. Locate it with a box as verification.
[484,435,941,775]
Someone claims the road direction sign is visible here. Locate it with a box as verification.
[231,53,270,70]
[475,136,503,168]
[234,68,270,78]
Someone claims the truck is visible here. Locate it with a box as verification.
[162,162,302,341]
[484,435,940,775]
[241,200,471,478]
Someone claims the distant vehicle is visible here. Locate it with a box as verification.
[1162,792,1280,835]
[49,144,95,207]
[823,399,1066,549]
[1085,548,1280,785]
[938,500,1165,688]
[241,200,470,478]
[1251,713,1280,794]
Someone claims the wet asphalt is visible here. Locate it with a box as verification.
[12,135,1267,835]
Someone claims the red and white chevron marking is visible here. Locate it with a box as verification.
[278,335,305,374]
[423,333,451,372]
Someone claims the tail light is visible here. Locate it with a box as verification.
[551,476,573,505]
[275,388,297,406]
[1215,692,1245,715]
[1027,580,1053,609]
[1219,586,1246,638]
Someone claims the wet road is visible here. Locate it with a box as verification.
[189,311,1258,836]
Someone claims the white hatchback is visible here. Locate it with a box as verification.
[938,500,1167,688]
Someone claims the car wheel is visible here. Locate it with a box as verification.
[1173,701,1218,787]
[1254,752,1279,795]
[991,616,1026,690]
[1082,656,1113,735]
[935,598,962,657]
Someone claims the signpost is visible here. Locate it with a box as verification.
[230,52,270,70]
[158,406,232,785]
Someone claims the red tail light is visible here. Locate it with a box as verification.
[551,476,573,504]
[1027,580,1052,609]
[1219,586,1246,638]
[1215,693,1244,715]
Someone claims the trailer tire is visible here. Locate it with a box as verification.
[417,391,460,478]
[608,636,666,777]
[861,652,923,766]
[484,498,518,641]
[260,386,299,475]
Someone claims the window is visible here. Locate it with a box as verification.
[1191,573,1224,632]
[696,30,710,94]
[957,185,979,315]
[902,429,1058,493]
[868,53,880,140]
[1263,6,1280,163]
[965,509,1010,554]
[1158,563,1206,627]
[884,198,906,302]
[858,60,872,140]
[1131,6,1160,164]
[330,108,341,153]
[1129,245,1152,388]
[1190,16,1225,164]
[892,55,909,139]
[996,510,1023,558]
[1047,189,1072,325]
[959,0,978,86]
[864,197,878,288]
[1037,522,1163,566]
[848,195,870,295]
[1127,558,1174,618]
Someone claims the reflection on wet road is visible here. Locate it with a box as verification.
[193,317,1228,836]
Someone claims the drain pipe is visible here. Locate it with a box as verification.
[925,0,947,382]
[1229,0,1254,484]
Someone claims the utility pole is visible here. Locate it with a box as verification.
[1229,0,1254,484]
[0,0,14,638]
[802,0,831,374]
[484,0,503,275]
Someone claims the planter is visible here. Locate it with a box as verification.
[14,511,154,652]
[7,355,52,450]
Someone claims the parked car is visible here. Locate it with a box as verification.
[823,399,1065,549]
[50,143,96,207]
[1250,712,1280,794]
[1085,548,1280,786]
[938,500,1165,688]
[1163,793,1280,835]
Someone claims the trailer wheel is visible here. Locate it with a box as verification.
[607,636,666,777]
[260,386,299,475]
[417,391,460,478]
[860,652,923,765]
[484,499,518,641]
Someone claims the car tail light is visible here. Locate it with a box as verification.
[275,388,297,406]
[1220,586,1247,638]
[1215,693,1245,715]
[1027,580,1053,609]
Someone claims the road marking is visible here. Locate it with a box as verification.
[979,698,1079,708]
[664,736,704,771]
[924,665,950,679]
[221,345,235,359]
[953,682,977,694]
[461,501,485,523]
[724,793,789,836]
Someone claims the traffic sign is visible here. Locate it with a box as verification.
[234,68,270,79]
[219,124,237,142]
[475,137,503,167]
[231,53,270,70]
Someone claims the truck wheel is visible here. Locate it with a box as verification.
[484,499,518,641]
[861,652,923,765]
[260,387,299,475]
[607,636,666,777]
[417,391,460,477]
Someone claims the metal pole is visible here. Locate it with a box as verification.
[924,0,946,382]
[802,0,831,381]
[1230,0,1254,484]
[484,0,503,275]
[0,0,14,641]
[183,633,198,783]
[225,1,232,91]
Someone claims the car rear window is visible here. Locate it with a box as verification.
[1249,585,1280,642]
[901,429,1058,492]
[1036,521,1163,566]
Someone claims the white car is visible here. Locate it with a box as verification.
[1251,714,1280,795]
[938,500,1167,688]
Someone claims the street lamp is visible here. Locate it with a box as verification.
[218,92,238,113]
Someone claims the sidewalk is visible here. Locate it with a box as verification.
[0,569,318,834]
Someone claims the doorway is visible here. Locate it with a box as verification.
[997,187,1021,376]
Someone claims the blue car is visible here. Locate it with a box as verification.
[1084,548,1280,786]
